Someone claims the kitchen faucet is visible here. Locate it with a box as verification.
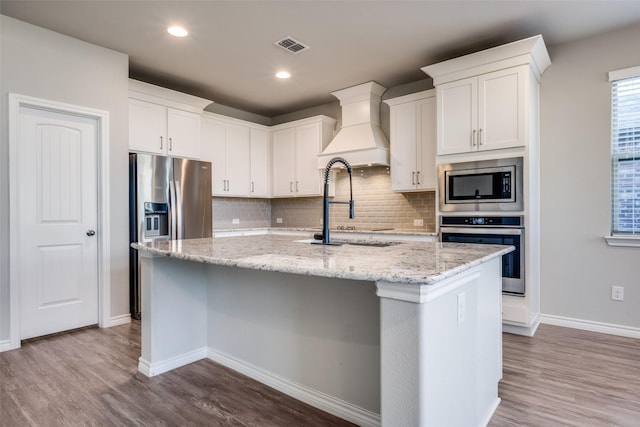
[316,157,354,245]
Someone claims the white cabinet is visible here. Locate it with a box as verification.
[201,114,270,197]
[385,90,436,192]
[423,35,551,335]
[436,66,526,155]
[271,116,336,197]
[128,79,211,159]
[249,129,270,197]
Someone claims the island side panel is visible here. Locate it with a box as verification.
[139,254,208,376]
[205,265,381,418]
[377,258,502,427]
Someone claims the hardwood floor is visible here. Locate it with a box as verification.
[1,321,639,426]
[490,324,640,426]
[0,321,354,427]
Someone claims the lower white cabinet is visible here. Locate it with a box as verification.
[271,116,336,197]
[201,113,270,197]
[385,90,437,192]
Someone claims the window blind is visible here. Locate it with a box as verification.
[610,71,640,235]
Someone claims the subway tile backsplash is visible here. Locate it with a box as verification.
[214,166,435,232]
[213,197,272,229]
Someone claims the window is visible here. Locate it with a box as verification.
[609,66,640,239]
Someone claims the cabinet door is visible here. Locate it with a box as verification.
[272,128,296,196]
[129,99,166,154]
[166,108,201,159]
[478,66,526,151]
[201,118,227,196]
[224,124,251,196]
[416,97,437,190]
[250,128,269,197]
[437,77,477,155]
[390,101,419,191]
[294,123,323,196]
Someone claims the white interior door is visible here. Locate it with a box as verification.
[17,105,99,340]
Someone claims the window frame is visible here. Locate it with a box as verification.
[606,65,640,247]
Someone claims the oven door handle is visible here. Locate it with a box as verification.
[440,227,523,236]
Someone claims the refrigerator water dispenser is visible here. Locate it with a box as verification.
[143,202,168,238]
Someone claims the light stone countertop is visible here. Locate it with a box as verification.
[132,234,513,286]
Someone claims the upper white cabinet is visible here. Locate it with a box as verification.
[385,90,437,192]
[435,66,526,155]
[249,128,270,197]
[271,116,336,197]
[201,113,270,197]
[422,35,551,157]
[128,79,211,159]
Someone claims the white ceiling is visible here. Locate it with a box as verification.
[3,1,640,117]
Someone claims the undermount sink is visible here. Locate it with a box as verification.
[292,239,401,247]
[338,240,401,247]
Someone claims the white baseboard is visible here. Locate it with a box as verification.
[207,347,380,427]
[480,397,501,427]
[540,314,640,339]
[0,339,13,353]
[138,347,208,377]
[109,314,132,327]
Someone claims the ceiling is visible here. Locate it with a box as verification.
[3,1,640,118]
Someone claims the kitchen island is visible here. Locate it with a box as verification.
[132,234,513,427]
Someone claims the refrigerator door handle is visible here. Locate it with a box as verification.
[169,179,178,240]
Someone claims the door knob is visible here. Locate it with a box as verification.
[86,230,96,236]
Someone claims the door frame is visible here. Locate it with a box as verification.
[8,93,111,350]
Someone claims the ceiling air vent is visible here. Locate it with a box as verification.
[274,36,310,54]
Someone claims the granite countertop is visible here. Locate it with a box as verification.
[132,234,513,286]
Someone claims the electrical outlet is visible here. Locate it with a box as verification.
[457,292,466,324]
[413,218,424,227]
[232,218,240,225]
[276,218,283,224]
[611,286,624,301]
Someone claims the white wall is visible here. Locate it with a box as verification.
[540,23,640,328]
[0,15,130,341]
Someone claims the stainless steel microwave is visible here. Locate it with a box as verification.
[438,157,523,212]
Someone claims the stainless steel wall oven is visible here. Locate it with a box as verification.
[440,216,525,296]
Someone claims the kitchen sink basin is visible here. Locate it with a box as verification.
[292,239,401,247]
[339,240,401,247]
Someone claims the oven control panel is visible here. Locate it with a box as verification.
[440,216,523,227]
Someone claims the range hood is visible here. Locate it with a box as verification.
[318,81,390,168]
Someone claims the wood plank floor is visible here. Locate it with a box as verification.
[0,321,354,426]
[490,324,640,426]
[1,321,639,426]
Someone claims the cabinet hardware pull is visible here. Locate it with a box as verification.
[416,171,421,185]
[296,181,299,192]
[478,128,483,145]
[226,180,229,191]
[86,229,96,236]
[169,137,173,151]
[472,129,477,147]
[251,182,254,193]
[412,171,416,185]
[160,136,163,149]
[290,181,293,192]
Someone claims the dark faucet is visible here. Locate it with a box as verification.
[316,157,354,245]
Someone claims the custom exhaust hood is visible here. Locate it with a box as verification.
[318,81,390,168]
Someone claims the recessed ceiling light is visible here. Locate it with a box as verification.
[167,26,188,37]
[275,71,291,79]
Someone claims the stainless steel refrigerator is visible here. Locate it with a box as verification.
[129,153,212,319]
